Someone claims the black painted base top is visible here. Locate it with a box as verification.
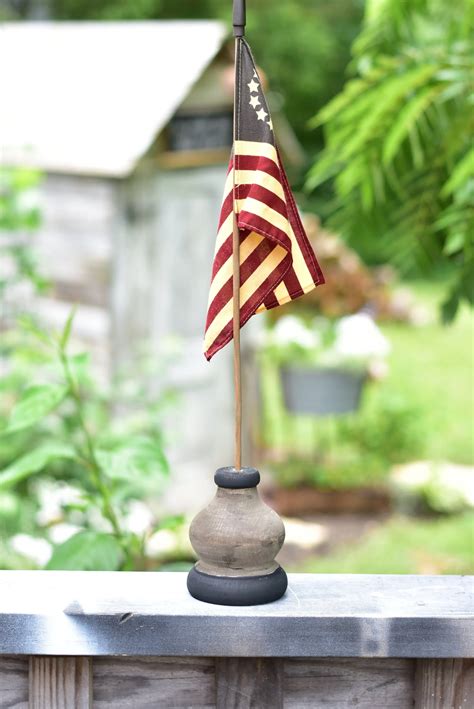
[214,466,260,489]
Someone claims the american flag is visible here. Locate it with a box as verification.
[204,38,324,361]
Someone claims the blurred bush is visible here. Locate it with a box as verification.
[270,393,426,490]
[391,461,474,514]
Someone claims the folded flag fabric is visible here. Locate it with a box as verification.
[204,38,324,361]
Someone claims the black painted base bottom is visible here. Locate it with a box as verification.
[187,565,288,606]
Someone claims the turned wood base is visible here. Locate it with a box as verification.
[187,467,288,606]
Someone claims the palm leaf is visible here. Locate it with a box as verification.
[383,85,443,164]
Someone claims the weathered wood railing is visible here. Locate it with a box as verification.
[0,572,472,708]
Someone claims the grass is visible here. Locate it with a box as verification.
[299,512,474,575]
[377,282,473,464]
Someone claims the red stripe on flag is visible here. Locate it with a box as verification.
[235,155,281,183]
[218,190,233,229]
[238,212,292,251]
[236,184,287,219]
[206,238,280,327]
[205,253,291,360]
[277,147,325,286]
[212,233,234,277]
[283,266,305,299]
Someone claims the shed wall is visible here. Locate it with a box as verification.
[23,166,234,512]
[112,163,233,511]
[29,173,117,372]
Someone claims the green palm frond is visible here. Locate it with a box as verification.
[307,0,474,318]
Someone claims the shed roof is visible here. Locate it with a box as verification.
[0,21,227,177]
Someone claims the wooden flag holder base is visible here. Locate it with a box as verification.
[187,467,288,606]
[188,2,287,607]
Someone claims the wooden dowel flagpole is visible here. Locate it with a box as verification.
[232,0,245,471]
[232,193,242,469]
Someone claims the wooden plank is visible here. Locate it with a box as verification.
[215,658,283,709]
[414,658,474,708]
[93,657,215,708]
[28,657,92,709]
[0,656,28,709]
[284,658,414,708]
[1,572,472,658]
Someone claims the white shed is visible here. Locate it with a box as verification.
[1,21,301,510]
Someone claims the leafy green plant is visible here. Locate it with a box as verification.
[0,167,49,303]
[0,311,175,570]
[307,0,473,320]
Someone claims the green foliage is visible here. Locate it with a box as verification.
[5,384,68,434]
[51,0,203,20]
[0,167,49,300]
[307,0,474,318]
[0,167,41,231]
[262,279,472,489]
[270,394,426,490]
[341,394,426,465]
[300,512,474,574]
[421,475,471,514]
[0,443,75,490]
[46,531,123,571]
[392,463,473,515]
[380,289,473,464]
[0,310,175,570]
[243,1,363,151]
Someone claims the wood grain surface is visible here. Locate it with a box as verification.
[28,657,91,709]
[215,658,283,709]
[0,656,28,709]
[414,658,474,708]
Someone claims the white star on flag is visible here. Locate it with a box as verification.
[256,108,268,121]
[248,79,259,93]
[249,95,260,109]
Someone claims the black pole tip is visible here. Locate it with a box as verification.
[233,0,246,37]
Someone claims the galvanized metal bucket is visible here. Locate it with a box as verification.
[280,366,367,416]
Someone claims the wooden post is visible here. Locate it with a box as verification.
[414,658,474,708]
[29,657,92,709]
[215,657,283,709]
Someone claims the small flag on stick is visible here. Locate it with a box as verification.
[204,38,324,361]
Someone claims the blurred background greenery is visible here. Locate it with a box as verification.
[1,0,472,575]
